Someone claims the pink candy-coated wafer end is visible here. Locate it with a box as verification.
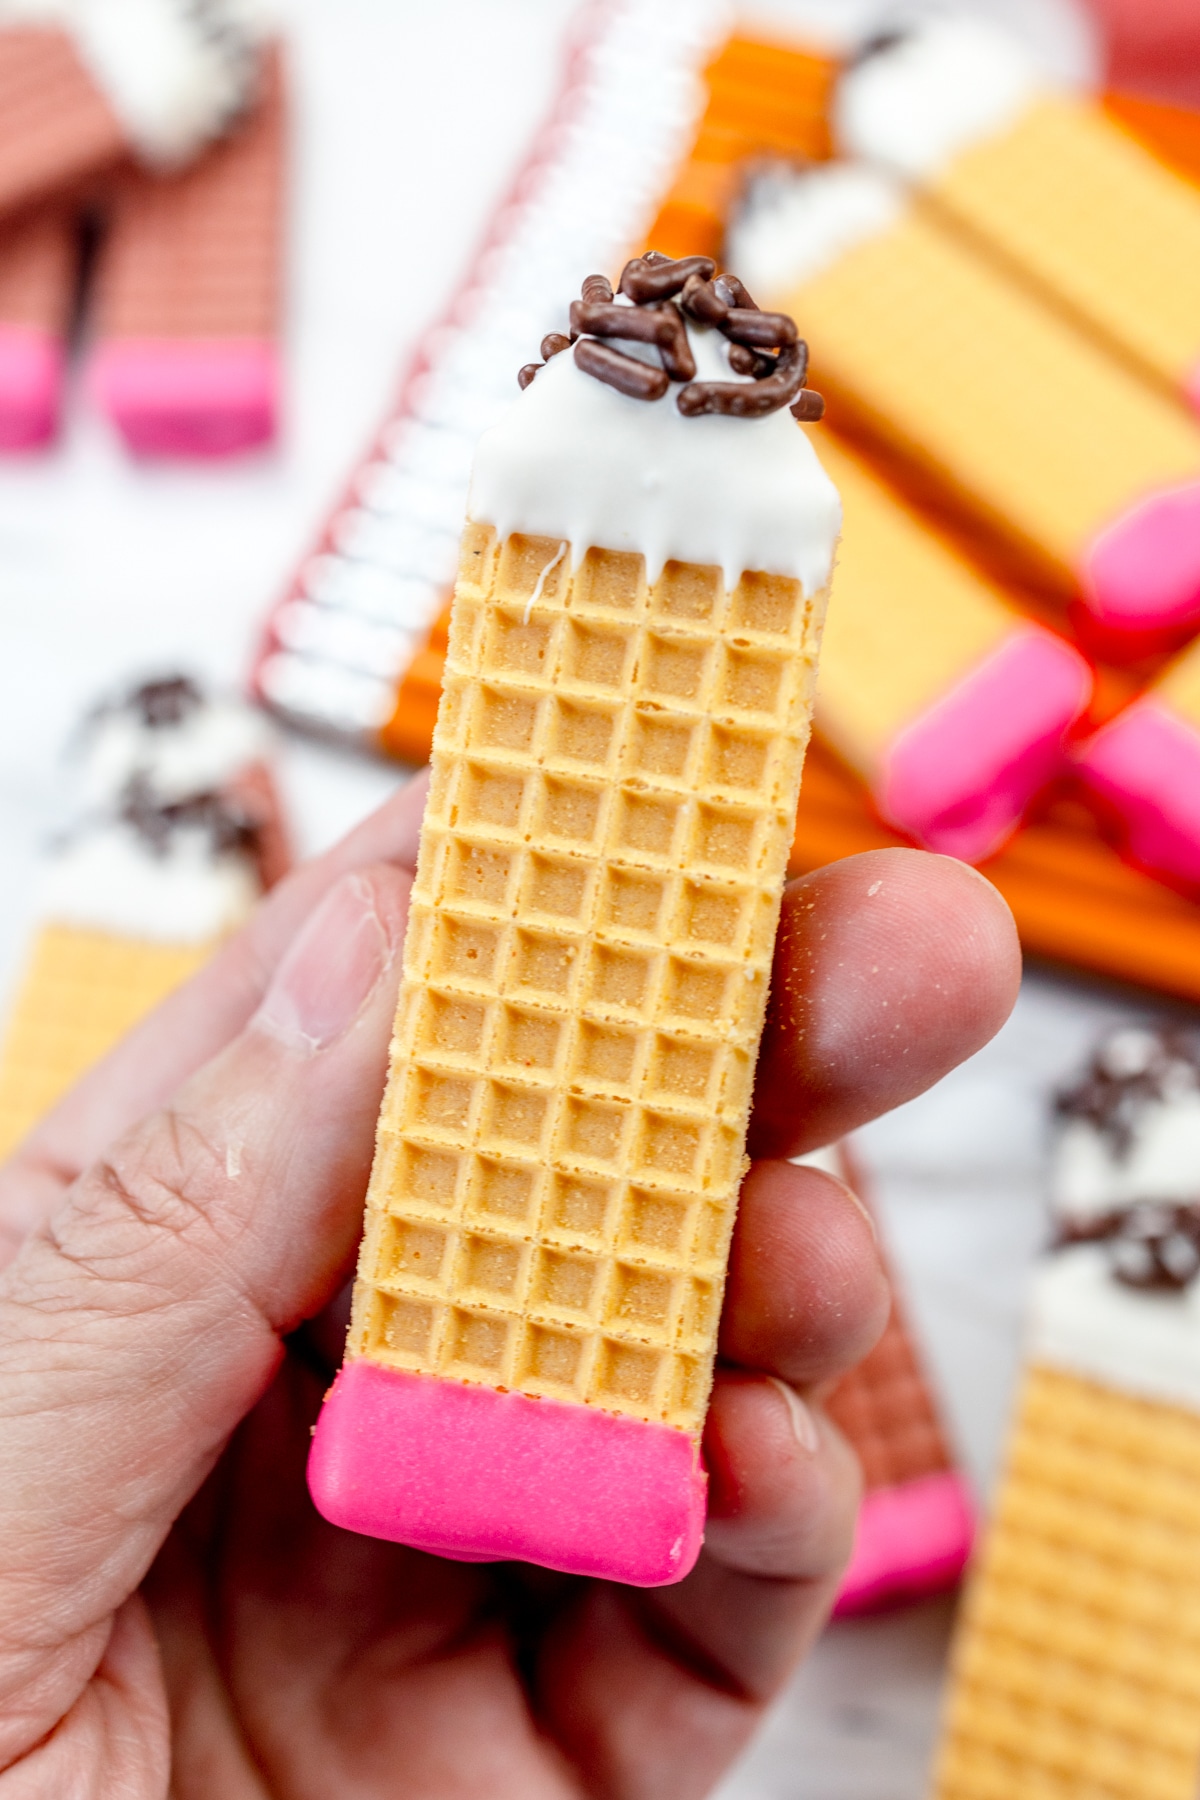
[879,625,1091,863]
[1075,698,1200,892]
[308,1360,707,1587]
[1081,480,1200,656]
[0,325,62,449]
[833,1470,975,1618]
[88,336,277,456]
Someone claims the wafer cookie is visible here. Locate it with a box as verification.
[307,254,839,1585]
[802,1145,974,1617]
[88,44,286,457]
[816,433,1089,861]
[0,204,74,448]
[0,6,260,222]
[934,1027,1200,1799]
[838,18,1200,416]
[728,161,1200,658]
[0,675,284,1159]
[1075,635,1200,892]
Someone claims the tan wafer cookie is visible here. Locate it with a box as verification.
[308,253,840,1586]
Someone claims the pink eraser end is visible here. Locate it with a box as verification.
[833,1470,975,1618]
[0,325,63,449]
[1082,480,1200,654]
[879,625,1091,863]
[88,336,277,456]
[308,1360,707,1587]
[1075,699,1200,891]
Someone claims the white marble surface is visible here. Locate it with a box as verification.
[0,2,1183,1796]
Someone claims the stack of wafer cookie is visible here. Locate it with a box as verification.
[0,675,288,1160]
[307,253,840,1583]
[933,1026,1200,1798]
[0,3,284,455]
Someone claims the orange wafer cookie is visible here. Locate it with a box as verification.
[814,432,1089,861]
[728,160,1200,659]
[0,204,75,448]
[88,45,287,456]
[838,20,1200,415]
[307,255,839,1586]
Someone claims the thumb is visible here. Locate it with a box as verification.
[0,865,408,1764]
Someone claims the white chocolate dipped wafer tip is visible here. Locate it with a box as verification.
[835,15,1043,179]
[78,676,274,810]
[40,819,260,942]
[0,0,267,165]
[1028,1248,1200,1416]
[469,312,841,595]
[725,161,904,304]
[1052,1028,1200,1223]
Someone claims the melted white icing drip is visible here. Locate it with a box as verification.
[724,162,904,306]
[835,15,1043,180]
[41,821,259,942]
[468,317,841,592]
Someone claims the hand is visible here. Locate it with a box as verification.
[0,774,1019,1799]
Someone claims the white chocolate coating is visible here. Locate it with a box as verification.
[1033,1029,1200,1413]
[835,16,1043,180]
[469,316,842,593]
[724,162,904,306]
[80,696,273,809]
[41,821,259,943]
[0,0,262,164]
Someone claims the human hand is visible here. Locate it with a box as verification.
[0,773,1019,1799]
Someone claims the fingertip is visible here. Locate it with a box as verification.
[752,848,1021,1156]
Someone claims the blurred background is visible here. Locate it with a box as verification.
[2,1,1200,1794]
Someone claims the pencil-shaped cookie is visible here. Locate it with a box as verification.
[88,44,286,457]
[934,1026,1200,1799]
[308,255,839,1586]
[727,162,1200,657]
[816,434,1090,861]
[0,204,75,449]
[0,675,283,1159]
[1075,636,1200,893]
[0,6,260,222]
[837,17,1200,416]
[801,1145,974,1617]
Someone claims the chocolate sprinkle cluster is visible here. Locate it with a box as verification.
[1054,1203,1200,1293]
[1055,1027,1200,1160]
[518,251,824,421]
[120,774,262,863]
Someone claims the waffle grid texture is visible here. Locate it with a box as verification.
[935,96,1200,394]
[347,526,826,1437]
[94,45,285,342]
[0,925,208,1158]
[0,204,74,331]
[0,28,125,218]
[934,1363,1200,1799]
[825,1294,953,1490]
[791,208,1200,592]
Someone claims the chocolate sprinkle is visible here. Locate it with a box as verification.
[1054,1201,1200,1292]
[121,775,262,862]
[573,337,668,401]
[520,251,822,420]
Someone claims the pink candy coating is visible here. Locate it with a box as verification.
[1081,480,1200,653]
[879,625,1091,863]
[308,1360,707,1587]
[0,325,62,450]
[88,336,277,456]
[1075,698,1200,891]
[833,1470,975,1618]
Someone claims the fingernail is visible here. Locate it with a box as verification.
[769,1377,819,1454]
[255,875,394,1053]
[843,1182,879,1245]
